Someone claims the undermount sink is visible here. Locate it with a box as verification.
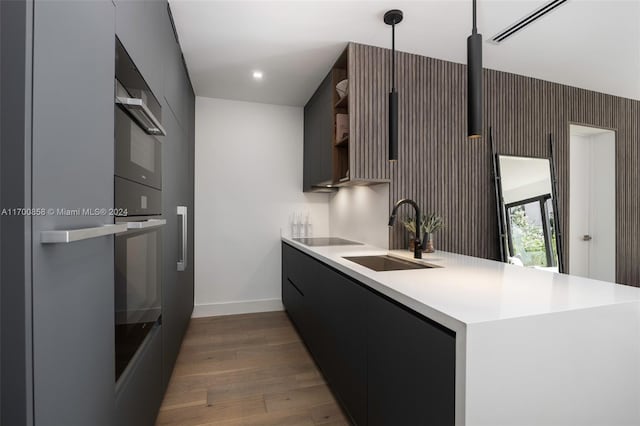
[293,237,363,246]
[343,255,438,272]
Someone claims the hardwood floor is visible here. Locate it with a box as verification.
[156,311,351,426]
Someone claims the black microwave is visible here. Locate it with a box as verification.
[114,38,164,190]
[115,104,162,189]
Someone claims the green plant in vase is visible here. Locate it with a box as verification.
[422,213,444,253]
[403,214,444,253]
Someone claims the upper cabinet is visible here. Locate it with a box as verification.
[303,73,333,191]
[303,43,390,192]
[163,40,192,130]
[114,0,170,101]
[114,0,193,131]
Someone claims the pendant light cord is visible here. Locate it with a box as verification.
[472,0,478,34]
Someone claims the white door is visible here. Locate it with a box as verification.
[569,125,616,282]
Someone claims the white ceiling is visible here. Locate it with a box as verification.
[169,0,640,106]
[499,156,551,193]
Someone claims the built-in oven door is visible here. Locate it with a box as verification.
[114,217,164,380]
[115,105,162,189]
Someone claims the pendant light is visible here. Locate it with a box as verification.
[467,0,483,139]
[384,9,403,161]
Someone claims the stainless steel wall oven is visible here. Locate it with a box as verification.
[114,38,165,381]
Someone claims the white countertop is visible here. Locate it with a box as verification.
[282,235,640,330]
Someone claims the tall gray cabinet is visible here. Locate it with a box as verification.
[0,1,195,425]
[31,2,117,425]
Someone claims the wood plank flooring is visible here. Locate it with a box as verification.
[156,311,350,426]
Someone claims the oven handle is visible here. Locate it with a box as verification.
[177,206,187,272]
[41,223,128,244]
[115,96,167,136]
[123,219,166,230]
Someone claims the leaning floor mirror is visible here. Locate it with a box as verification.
[492,144,565,273]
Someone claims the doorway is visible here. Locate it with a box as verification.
[569,124,616,282]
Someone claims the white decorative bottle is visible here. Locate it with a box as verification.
[291,212,299,238]
[305,211,313,238]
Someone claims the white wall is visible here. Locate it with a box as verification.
[194,97,330,317]
[329,184,390,249]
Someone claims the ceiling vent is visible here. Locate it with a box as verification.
[489,0,568,44]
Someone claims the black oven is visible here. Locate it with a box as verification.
[114,37,165,381]
[114,210,163,380]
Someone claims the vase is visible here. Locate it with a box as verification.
[408,235,416,252]
[424,233,435,253]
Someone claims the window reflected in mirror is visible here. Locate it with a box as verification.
[497,155,560,272]
[505,196,558,268]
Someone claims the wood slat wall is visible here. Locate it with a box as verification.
[349,43,640,287]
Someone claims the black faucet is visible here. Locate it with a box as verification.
[388,198,424,259]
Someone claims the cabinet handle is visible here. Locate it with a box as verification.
[177,206,187,271]
[115,96,166,136]
[41,223,127,244]
[122,219,166,230]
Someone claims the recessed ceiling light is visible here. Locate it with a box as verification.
[252,70,263,80]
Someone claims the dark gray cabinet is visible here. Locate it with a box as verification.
[303,72,334,191]
[161,100,194,389]
[311,263,367,425]
[367,293,456,425]
[162,25,192,130]
[30,1,117,425]
[281,243,317,351]
[283,243,367,424]
[1,0,33,424]
[114,0,169,101]
[282,242,456,425]
[115,326,163,426]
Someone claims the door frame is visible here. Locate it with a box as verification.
[567,122,617,279]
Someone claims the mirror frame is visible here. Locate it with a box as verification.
[490,130,565,273]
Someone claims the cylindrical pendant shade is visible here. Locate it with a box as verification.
[385,9,402,161]
[389,90,398,161]
[467,32,483,139]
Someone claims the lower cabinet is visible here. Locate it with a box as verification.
[367,292,456,425]
[115,326,163,426]
[282,243,456,425]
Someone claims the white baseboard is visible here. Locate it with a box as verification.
[192,298,284,318]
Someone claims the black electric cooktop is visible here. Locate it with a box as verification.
[293,237,363,246]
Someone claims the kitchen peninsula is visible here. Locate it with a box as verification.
[282,236,640,426]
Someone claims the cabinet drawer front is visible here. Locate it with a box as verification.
[282,276,306,329]
[282,243,318,294]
